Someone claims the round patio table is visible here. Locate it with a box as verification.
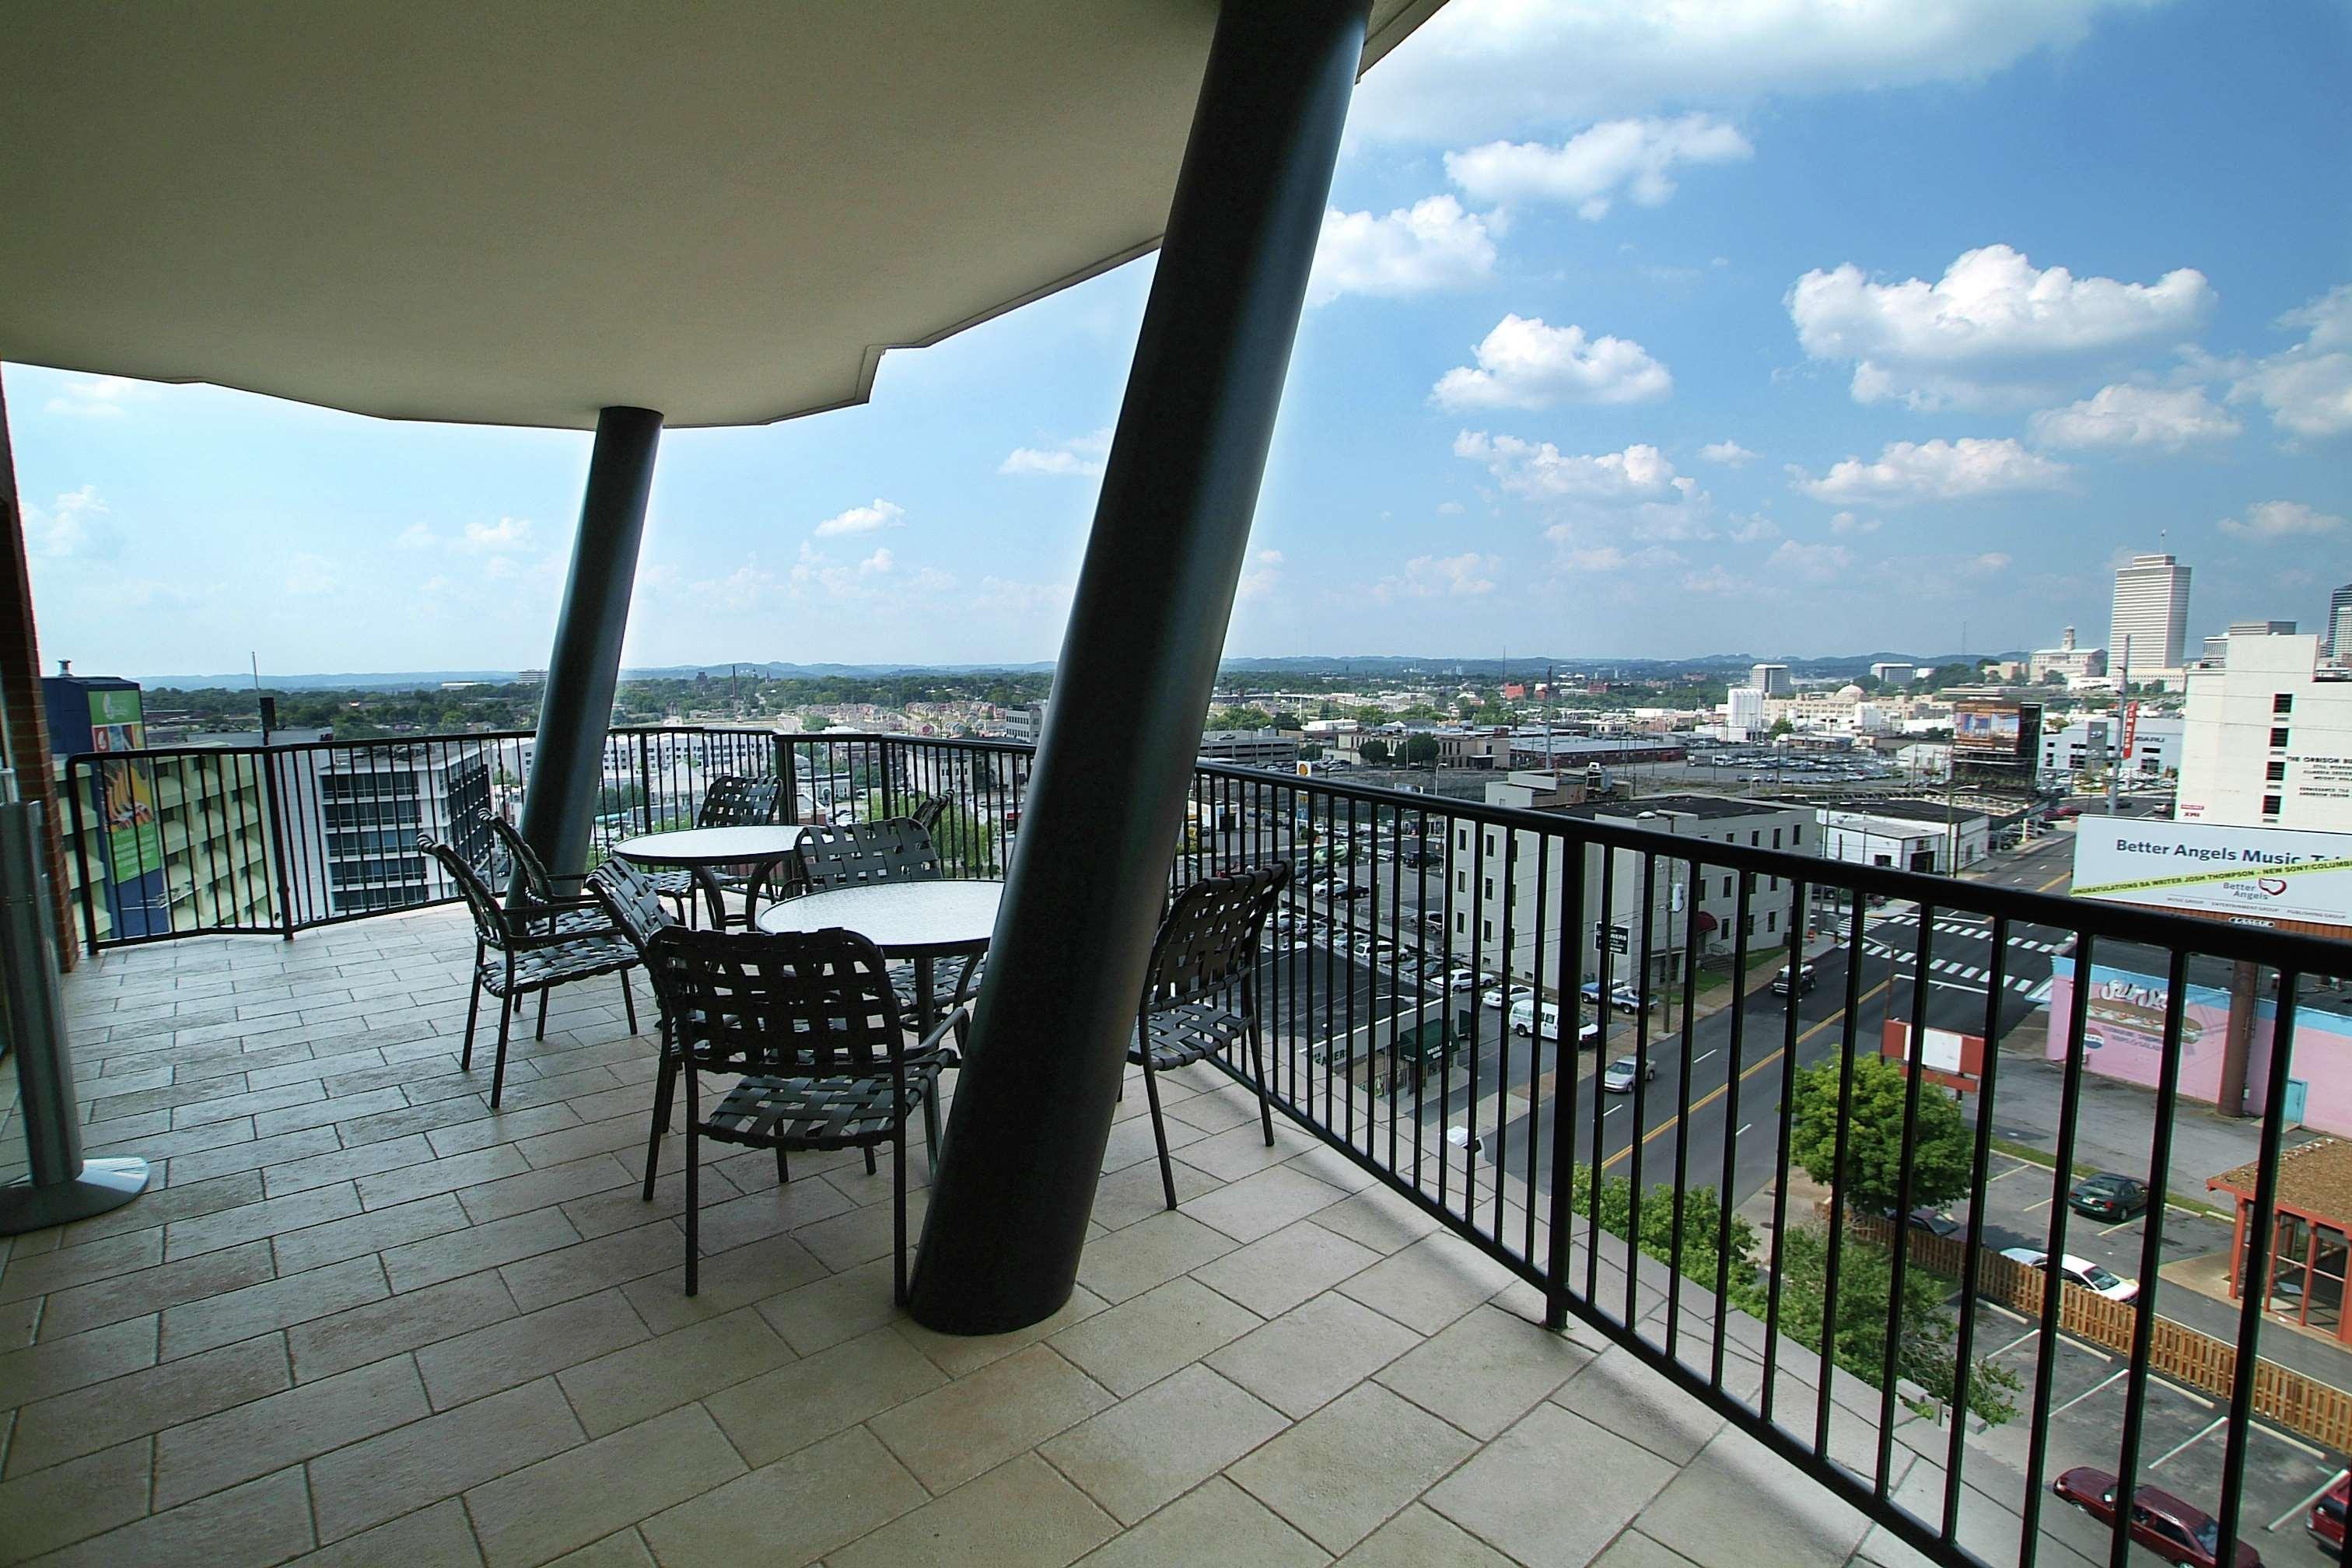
[611,824,808,927]
[756,879,1003,1027]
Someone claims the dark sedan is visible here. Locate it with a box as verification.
[2051,1468,2260,1567]
[2068,1172,2150,1220]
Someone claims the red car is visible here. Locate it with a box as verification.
[2051,1468,2260,1566]
[2311,1473,2347,1552]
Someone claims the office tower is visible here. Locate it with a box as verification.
[2110,553,2191,670]
[2327,580,2352,660]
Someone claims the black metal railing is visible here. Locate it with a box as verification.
[55,727,2351,1566]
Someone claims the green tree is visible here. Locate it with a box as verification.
[1299,743,1325,761]
[1731,1224,2022,1426]
[1359,739,1392,765]
[1566,1166,1755,1293]
[1400,734,1441,766]
[1788,1055,1972,1213]
[1768,716,1794,738]
[930,804,999,875]
[800,713,832,732]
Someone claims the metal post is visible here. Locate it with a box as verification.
[516,407,661,884]
[910,0,1366,1334]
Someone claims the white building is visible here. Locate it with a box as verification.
[1449,796,1814,990]
[1197,729,1299,768]
[2327,582,2352,661]
[2178,632,2352,829]
[273,743,495,916]
[2039,714,2183,779]
[2111,552,2193,670]
[1867,661,1915,685]
[2028,626,2108,685]
[1818,799,1991,875]
[1749,663,1793,698]
[1725,685,1766,740]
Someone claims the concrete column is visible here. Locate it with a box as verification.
[0,373,75,968]
[911,0,1367,1334]
[516,407,661,881]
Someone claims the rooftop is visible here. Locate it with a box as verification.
[1563,794,1794,822]
[0,904,2082,1567]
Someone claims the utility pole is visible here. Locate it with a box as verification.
[2105,635,2131,818]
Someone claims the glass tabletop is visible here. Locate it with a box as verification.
[609,824,807,866]
[754,879,1004,956]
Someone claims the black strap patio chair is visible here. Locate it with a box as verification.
[643,924,959,1300]
[421,835,639,1109]
[1131,862,1290,1210]
[789,818,975,1027]
[646,774,786,926]
[588,856,698,1202]
[905,793,949,833]
[481,812,619,940]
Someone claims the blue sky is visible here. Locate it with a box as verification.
[12,0,2349,678]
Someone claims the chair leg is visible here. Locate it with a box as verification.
[892,1134,908,1307]
[535,988,550,1041]
[460,961,483,1072]
[775,1145,789,1186]
[684,1067,701,1297]
[864,1145,877,1177]
[922,1084,941,1167]
[490,990,515,1109]
[1248,1018,1276,1149]
[1139,1052,1178,1210]
[642,1045,677,1202]
[619,971,639,1034]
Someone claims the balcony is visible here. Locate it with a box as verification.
[10,730,2349,1566]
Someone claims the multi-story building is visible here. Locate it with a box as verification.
[1817,798,1992,874]
[2328,581,2352,661]
[2178,632,2352,829]
[1449,795,1813,991]
[1748,663,1792,698]
[272,744,494,915]
[2028,626,2107,685]
[2110,551,2193,670]
[2039,714,2183,779]
[1867,661,1916,684]
[1195,728,1298,769]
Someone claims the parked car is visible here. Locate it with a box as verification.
[1770,962,1817,997]
[2001,1248,2139,1303]
[1422,911,1447,930]
[1878,1205,1961,1239]
[1579,981,1645,1013]
[1601,1055,1656,1094]
[2308,1473,2346,1552]
[1447,969,1479,993]
[1482,984,1533,1012]
[2068,1172,2151,1220]
[2049,1468,2260,1566]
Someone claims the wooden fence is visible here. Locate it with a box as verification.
[1846,1214,2352,1454]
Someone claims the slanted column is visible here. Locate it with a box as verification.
[517,406,661,882]
[912,0,1366,1334]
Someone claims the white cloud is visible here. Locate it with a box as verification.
[2217,500,2344,541]
[1237,549,1285,602]
[696,562,780,612]
[1454,432,1697,508]
[1789,243,2213,408]
[999,431,1112,478]
[1699,439,1758,467]
[1791,438,2070,505]
[1542,536,1687,575]
[1679,565,1744,597]
[459,516,533,551]
[23,485,114,558]
[285,552,339,596]
[1445,115,1752,219]
[1969,552,2014,572]
[395,521,438,550]
[2228,285,2352,443]
[1436,500,1466,516]
[2028,383,2240,451]
[859,548,894,574]
[812,498,906,537]
[974,576,1074,619]
[1372,552,1501,601]
[1769,540,1853,581]
[1350,0,2159,145]
[1432,315,1671,409]
[43,376,153,418]
[1828,511,1882,535]
[1307,196,1496,306]
[1727,514,1780,544]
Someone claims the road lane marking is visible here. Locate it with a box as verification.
[2252,1423,2326,1459]
[1987,1328,2041,1359]
[2034,869,2072,893]
[2150,1416,2224,1468]
[1694,1049,1717,1064]
[2274,1468,2350,1533]
[1600,973,1893,1172]
[1737,1122,1753,1137]
[2049,1368,2126,1416]
[2098,1217,2141,1237]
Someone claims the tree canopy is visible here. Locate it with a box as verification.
[1788,1055,1972,1213]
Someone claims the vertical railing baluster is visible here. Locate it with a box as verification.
[1544,824,1587,1332]
[1816,885,1867,1459]
[1713,870,1753,1391]
[1878,898,1937,1496]
[1943,912,2009,1542]
[1759,873,1807,1425]
[2018,929,2097,1566]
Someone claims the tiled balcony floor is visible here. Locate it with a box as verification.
[3,905,2023,1566]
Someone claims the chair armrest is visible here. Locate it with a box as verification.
[915,1006,971,1060]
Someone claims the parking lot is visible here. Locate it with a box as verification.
[1947,1152,2349,1563]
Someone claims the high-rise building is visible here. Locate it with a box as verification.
[2326,581,2352,660]
[2110,552,2192,670]
[2177,632,2352,830]
[1748,662,1792,698]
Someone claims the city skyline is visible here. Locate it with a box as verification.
[11,0,2349,674]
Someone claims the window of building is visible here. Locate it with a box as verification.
[2271,726,2291,748]
[1766,911,1776,933]
[1750,831,1760,847]
[2274,692,2294,715]
[1772,828,1782,849]
[1722,876,1733,897]
[2267,761,2287,782]
[1482,919,1494,942]
[2263,794,2284,817]
[1768,876,1778,892]
[1484,877,1494,900]
[1792,824,1803,845]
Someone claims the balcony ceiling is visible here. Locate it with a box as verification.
[0,1,1444,431]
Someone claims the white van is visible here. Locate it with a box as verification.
[1513,997,1603,1046]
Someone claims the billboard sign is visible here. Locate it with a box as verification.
[1952,700,2039,763]
[2072,816,2352,929]
[1881,1020,1985,1093]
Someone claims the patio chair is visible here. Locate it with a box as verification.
[906,793,949,833]
[481,811,619,940]
[646,774,785,926]
[588,856,688,1199]
[420,835,640,1109]
[643,924,958,1300]
[1132,862,1290,1210]
[791,818,971,1027]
